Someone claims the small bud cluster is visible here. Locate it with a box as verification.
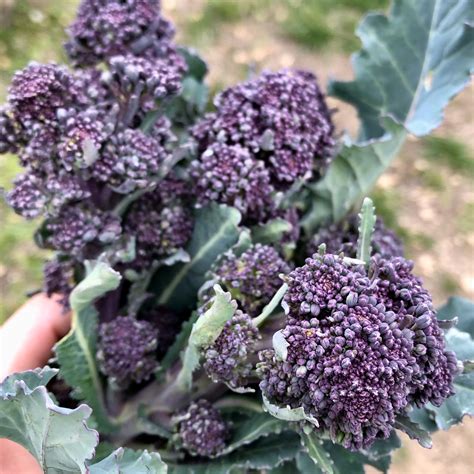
[308,215,404,259]
[97,315,159,388]
[191,70,335,223]
[258,253,458,450]
[210,244,291,316]
[190,143,275,223]
[43,257,76,309]
[123,179,193,271]
[176,400,228,457]
[204,311,260,389]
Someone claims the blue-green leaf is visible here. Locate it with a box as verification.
[151,204,241,312]
[300,431,334,474]
[395,415,432,448]
[168,432,301,474]
[302,118,406,231]
[437,296,474,337]
[329,0,474,139]
[89,447,167,474]
[55,261,122,432]
[0,368,98,474]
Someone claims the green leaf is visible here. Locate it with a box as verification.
[176,285,236,390]
[302,118,406,231]
[168,432,301,474]
[151,204,241,312]
[262,393,319,426]
[329,0,474,139]
[356,197,376,264]
[423,327,474,429]
[156,312,199,379]
[0,369,98,474]
[253,283,288,327]
[89,448,167,474]
[55,261,122,432]
[0,366,57,396]
[222,413,286,455]
[300,431,334,474]
[251,218,293,245]
[437,296,474,337]
[271,330,290,361]
[178,47,208,81]
[395,415,432,448]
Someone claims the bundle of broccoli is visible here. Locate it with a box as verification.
[1,0,473,472]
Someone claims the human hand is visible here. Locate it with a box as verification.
[0,294,71,474]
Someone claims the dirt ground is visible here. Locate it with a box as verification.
[163,2,474,472]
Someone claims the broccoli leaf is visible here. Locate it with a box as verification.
[394,415,432,448]
[437,296,474,337]
[55,260,122,432]
[168,432,301,474]
[89,447,167,474]
[303,0,473,231]
[300,431,334,474]
[262,393,319,426]
[151,204,241,312]
[0,368,98,474]
[302,118,406,231]
[425,328,474,429]
[176,285,236,390]
[221,412,287,455]
[251,218,293,245]
[329,0,474,139]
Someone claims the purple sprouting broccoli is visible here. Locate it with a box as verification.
[43,257,76,308]
[176,399,229,457]
[44,206,121,255]
[258,252,459,450]
[204,311,260,389]
[97,315,159,388]
[284,253,368,318]
[65,0,177,66]
[192,69,335,190]
[91,126,173,193]
[308,215,404,259]
[8,63,76,127]
[209,244,291,316]
[123,182,193,271]
[0,107,24,153]
[190,143,276,224]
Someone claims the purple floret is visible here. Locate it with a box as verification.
[124,185,193,270]
[192,69,335,189]
[6,172,48,219]
[8,63,75,127]
[204,311,260,389]
[0,107,24,154]
[97,315,158,388]
[44,206,121,254]
[284,253,368,318]
[18,126,58,172]
[58,111,109,171]
[43,257,76,308]
[308,215,404,260]
[212,244,291,316]
[6,170,90,219]
[258,253,459,450]
[177,399,228,457]
[190,143,276,223]
[91,127,172,192]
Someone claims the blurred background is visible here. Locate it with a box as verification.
[0,1,472,472]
